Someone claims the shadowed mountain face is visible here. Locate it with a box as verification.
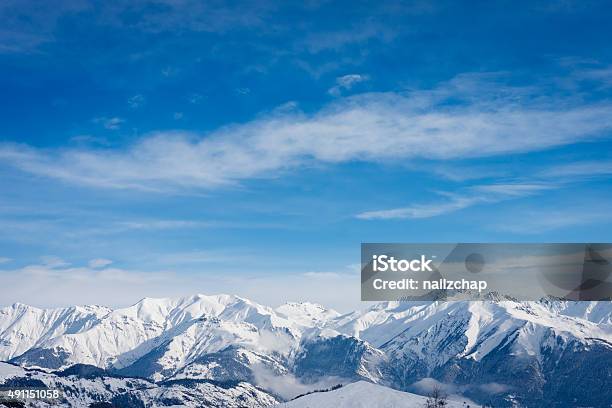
[293,334,386,382]
[1,295,611,407]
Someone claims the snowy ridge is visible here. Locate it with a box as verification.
[0,361,277,407]
[1,295,611,407]
[0,303,110,361]
[2,294,305,372]
[277,381,467,408]
[331,299,611,365]
[2,296,610,374]
[275,302,341,328]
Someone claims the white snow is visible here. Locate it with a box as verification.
[1,294,311,375]
[277,381,467,408]
[1,367,278,408]
[0,361,26,380]
[330,299,612,367]
[276,302,340,328]
[1,294,610,385]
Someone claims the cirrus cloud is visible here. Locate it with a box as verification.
[1,74,612,193]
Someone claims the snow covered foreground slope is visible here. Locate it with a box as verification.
[278,381,466,408]
[0,361,278,407]
[1,294,611,407]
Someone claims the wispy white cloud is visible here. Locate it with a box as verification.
[70,135,109,146]
[356,182,555,220]
[93,116,125,130]
[428,164,509,182]
[358,164,612,223]
[0,0,89,54]
[110,1,271,35]
[371,159,612,220]
[328,74,369,96]
[369,159,612,221]
[356,195,482,220]
[188,93,204,104]
[0,0,273,54]
[300,23,396,54]
[40,256,70,268]
[127,94,146,109]
[88,258,113,268]
[2,74,612,192]
[473,183,556,196]
[558,58,612,89]
[576,67,612,88]
[540,160,612,179]
[0,257,11,264]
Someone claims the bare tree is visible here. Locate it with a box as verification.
[424,386,448,408]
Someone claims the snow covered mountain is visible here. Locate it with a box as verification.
[3,295,303,375]
[275,302,340,328]
[1,295,611,407]
[0,361,278,407]
[0,303,110,362]
[330,300,612,406]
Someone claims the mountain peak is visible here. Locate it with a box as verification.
[276,301,340,328]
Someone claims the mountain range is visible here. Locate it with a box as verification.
[1,294,611,407]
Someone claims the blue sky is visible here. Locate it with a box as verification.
[1,0,612,310]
